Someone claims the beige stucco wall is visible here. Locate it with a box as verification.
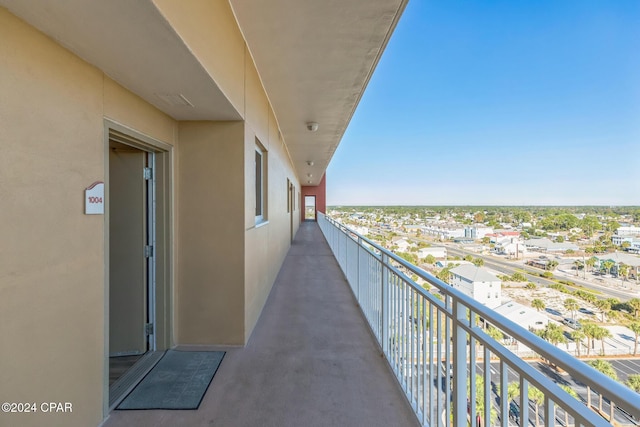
[1,2,301,425]
[176,121,246,345]
[0,8,177,427]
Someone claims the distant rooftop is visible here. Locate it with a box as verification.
[450,264,499,282]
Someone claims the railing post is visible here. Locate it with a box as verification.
[357,236,361,302]
[452,298,467,427]
[381,253,389,356]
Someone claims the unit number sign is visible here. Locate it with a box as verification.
[85,181,104,215]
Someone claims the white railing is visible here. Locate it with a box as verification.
[318,213,640,427]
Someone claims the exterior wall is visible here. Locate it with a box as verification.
[0,8,178,427]
[176,121,246,345]
[1,2,302,425]
[301,174,327,221]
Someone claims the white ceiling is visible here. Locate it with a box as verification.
[1,0,407,185]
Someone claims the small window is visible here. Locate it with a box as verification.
[286,178,290,213]
[255,140,267,223]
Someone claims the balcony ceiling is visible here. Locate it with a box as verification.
[1,0,407,185]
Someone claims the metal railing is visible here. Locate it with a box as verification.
[318,213,640,427]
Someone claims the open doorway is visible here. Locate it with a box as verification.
[106,123,172,410]
[108,140,154,392]
[304,195,316,221]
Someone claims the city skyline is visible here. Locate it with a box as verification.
[326,0,640,206]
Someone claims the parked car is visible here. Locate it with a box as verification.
[562,318,581,329]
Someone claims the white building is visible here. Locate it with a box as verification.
[493,301,549,331]
[616,226,640,237]
[524,238,579,252]
[417,246,447,259]
[449,265,502,309]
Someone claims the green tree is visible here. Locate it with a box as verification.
[627,374,640,392]
[601,260,615,276]
[581,216,600,237]
[592,326,612,356]
[564,298,579,321]
[464,254,473,262]
[531,299,545,312]
[424,254,436,265]
[629,322,640,356]
[473,257,485,267]
[539,322,567,346]
[582,322,598,356]
[559,384,579,427]
[628,298,640,319]
[594,299,611,322]
[528,386,545,427]
[468,374,497,426]
[486,325,503,342]
[437,267,452,284]
[511,272,527,282]
[586,256,597,273]
[571,329,586,357]
[618,263,630,280]
[587,359,618,411]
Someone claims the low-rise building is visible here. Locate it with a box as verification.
[449,265,502,309]
[524,238,579,252]
[493,301,549,331]
[417,246,447,259]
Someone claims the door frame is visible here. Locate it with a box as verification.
[103,119,174,415]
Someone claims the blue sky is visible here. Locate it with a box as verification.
[326,0,640,206]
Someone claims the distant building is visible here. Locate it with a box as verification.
[493,301,549,331]
[449,265,501,309]
[417,246,447,259]
[611,235,633,246]
[616,226,640,237]
[465,226,493,239]
[524,238,578,252]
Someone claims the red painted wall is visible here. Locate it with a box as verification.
[301,174,326,221]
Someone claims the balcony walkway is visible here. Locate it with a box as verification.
[103,221,420,427]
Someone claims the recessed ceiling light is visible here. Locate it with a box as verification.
[306,161,314,166]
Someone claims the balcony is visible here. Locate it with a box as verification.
[104,217,640,427]
[103,220,420,427]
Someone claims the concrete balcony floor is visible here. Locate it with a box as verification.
[103,221,420,427]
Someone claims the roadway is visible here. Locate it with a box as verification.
[368,227,637,302]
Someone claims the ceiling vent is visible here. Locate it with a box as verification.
[155,93,194,107]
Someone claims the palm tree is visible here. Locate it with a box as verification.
[629,298,640,319]
[531,299,545,312]
[582,322,598,356]
[473,257,485,267]
[618,263,630,281]
[559,384,579,427]
[571,329,586,357]
[627,374,640,392]
[586,256,597,273]
[468,374,497,426]
[592,325,612,356]
[594,299,611,322]
[540,323,567,347]
[564,298,579,321]
[574,259,584,276]
[588,359,618,412]
[629,322,640,356]
[602,260,615,276]
[528,386,545,427]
